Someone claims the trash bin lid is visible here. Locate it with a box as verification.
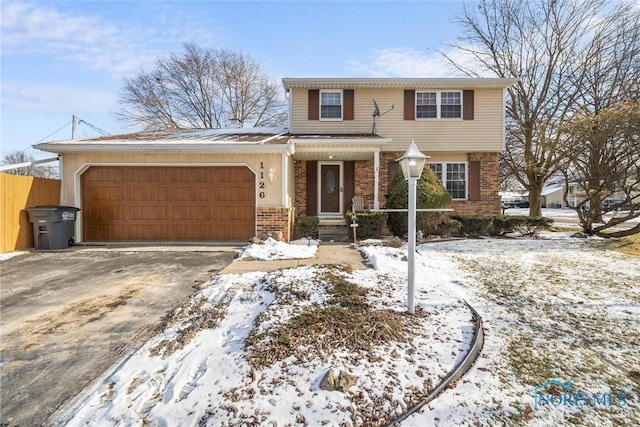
[27,205,81,211]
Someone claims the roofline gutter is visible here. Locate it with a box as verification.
[282,77,520,91]
[0,156,59,172]
[33,143,295,155]
[290,137,392,144]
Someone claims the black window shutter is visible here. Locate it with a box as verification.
[404,90,415,120]
[463,90,474,120]
[468,161,480,200]
[308,90,319,120]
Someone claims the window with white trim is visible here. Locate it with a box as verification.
[416,91,462,119]
[320,90,342,120]
[428,162,467,199]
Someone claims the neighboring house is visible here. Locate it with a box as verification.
[35,77,517,243]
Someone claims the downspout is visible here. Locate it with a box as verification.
[258,130,289,144]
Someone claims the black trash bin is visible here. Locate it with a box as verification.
[26,206,81,250]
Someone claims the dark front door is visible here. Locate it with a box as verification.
[320,164,341,214]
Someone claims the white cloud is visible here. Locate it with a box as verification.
[1,81,118,114]
[1,2,154,76]
[348,46,495,78]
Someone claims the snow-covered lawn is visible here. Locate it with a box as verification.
[60,237,639,426]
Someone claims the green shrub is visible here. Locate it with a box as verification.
[453,215,554,237]
[385,167,451,237]
[451,215,494,237]
[489,215,529,236]
[345,211,388,240]
[520,217,554,236]
[294,215,319,239]
[431,218,462,237]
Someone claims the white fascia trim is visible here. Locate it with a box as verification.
[290,138,391,145]
[282,77,520,90]
[35,143,294,155]
[295,146,385,154]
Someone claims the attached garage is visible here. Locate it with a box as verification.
[81,166,255,242]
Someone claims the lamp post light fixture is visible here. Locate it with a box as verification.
[396,140,429,314]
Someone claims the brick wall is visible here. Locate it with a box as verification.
[292,152,500,218]
[379,152,500,214]
[294,160,307,215]
[354,159,375,209]
[380,152,403,206]
[451,152,501,214]
[256,207,295,241]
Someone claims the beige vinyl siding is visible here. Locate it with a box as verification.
[61,152,285,208]
[290,88,505,152]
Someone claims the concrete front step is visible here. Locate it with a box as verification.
[318,224,349,242]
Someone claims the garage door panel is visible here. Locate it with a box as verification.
[122,167,167,183]
[167,186,212,202]
[129,206,168,221]
[169,206,210,221]
[82,166,255,241]
[125,187,168,202]
[83,206,126,221]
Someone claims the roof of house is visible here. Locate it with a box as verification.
[282,77,519,91]
[34,127,294,154]
[33,128,393,156]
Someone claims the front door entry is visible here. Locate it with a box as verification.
[319,163,341,214]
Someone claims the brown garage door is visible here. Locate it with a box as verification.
[81,166,255,241]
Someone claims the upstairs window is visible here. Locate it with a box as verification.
[320,91,342,120]
[416,92,437,118]
[415,91,462,119]
[441,92,462,118]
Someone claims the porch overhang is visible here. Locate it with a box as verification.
[290,135,391,161]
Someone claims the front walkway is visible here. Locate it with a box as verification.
[219,243,368,274]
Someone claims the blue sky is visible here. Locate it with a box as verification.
[1,0,467,159]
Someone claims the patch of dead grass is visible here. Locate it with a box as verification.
[595,233,640,257]
[149,297,229,358]
[245,267,425,369]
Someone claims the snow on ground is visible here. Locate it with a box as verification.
[60,236,639,426]
[238,237,318,260]
[506,208,640,231]
[0,251,28,262]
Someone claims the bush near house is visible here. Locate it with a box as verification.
[344,211,388,240]
[386,168,451,237]
[293,215,319,239]
[453,215,554,237]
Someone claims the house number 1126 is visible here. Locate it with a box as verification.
[259,162,266,199]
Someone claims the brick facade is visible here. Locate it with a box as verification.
[256,207,295,241]
[450,152,501,214]
[294,160,307,216]
[291,152,500,222]
[354,159,375,209]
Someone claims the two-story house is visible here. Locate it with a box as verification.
[35,77,516,244]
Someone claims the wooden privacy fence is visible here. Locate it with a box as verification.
[1,173,61,253]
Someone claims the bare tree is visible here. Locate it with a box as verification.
[1,152,58,178]
[444,0,637,217]
[118,43,287,130]
[558,3,640,237]
[561,102,640,237]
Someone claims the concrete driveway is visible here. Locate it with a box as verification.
[0,246,238,427]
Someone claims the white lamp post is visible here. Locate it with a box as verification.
[396,140,428,314]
